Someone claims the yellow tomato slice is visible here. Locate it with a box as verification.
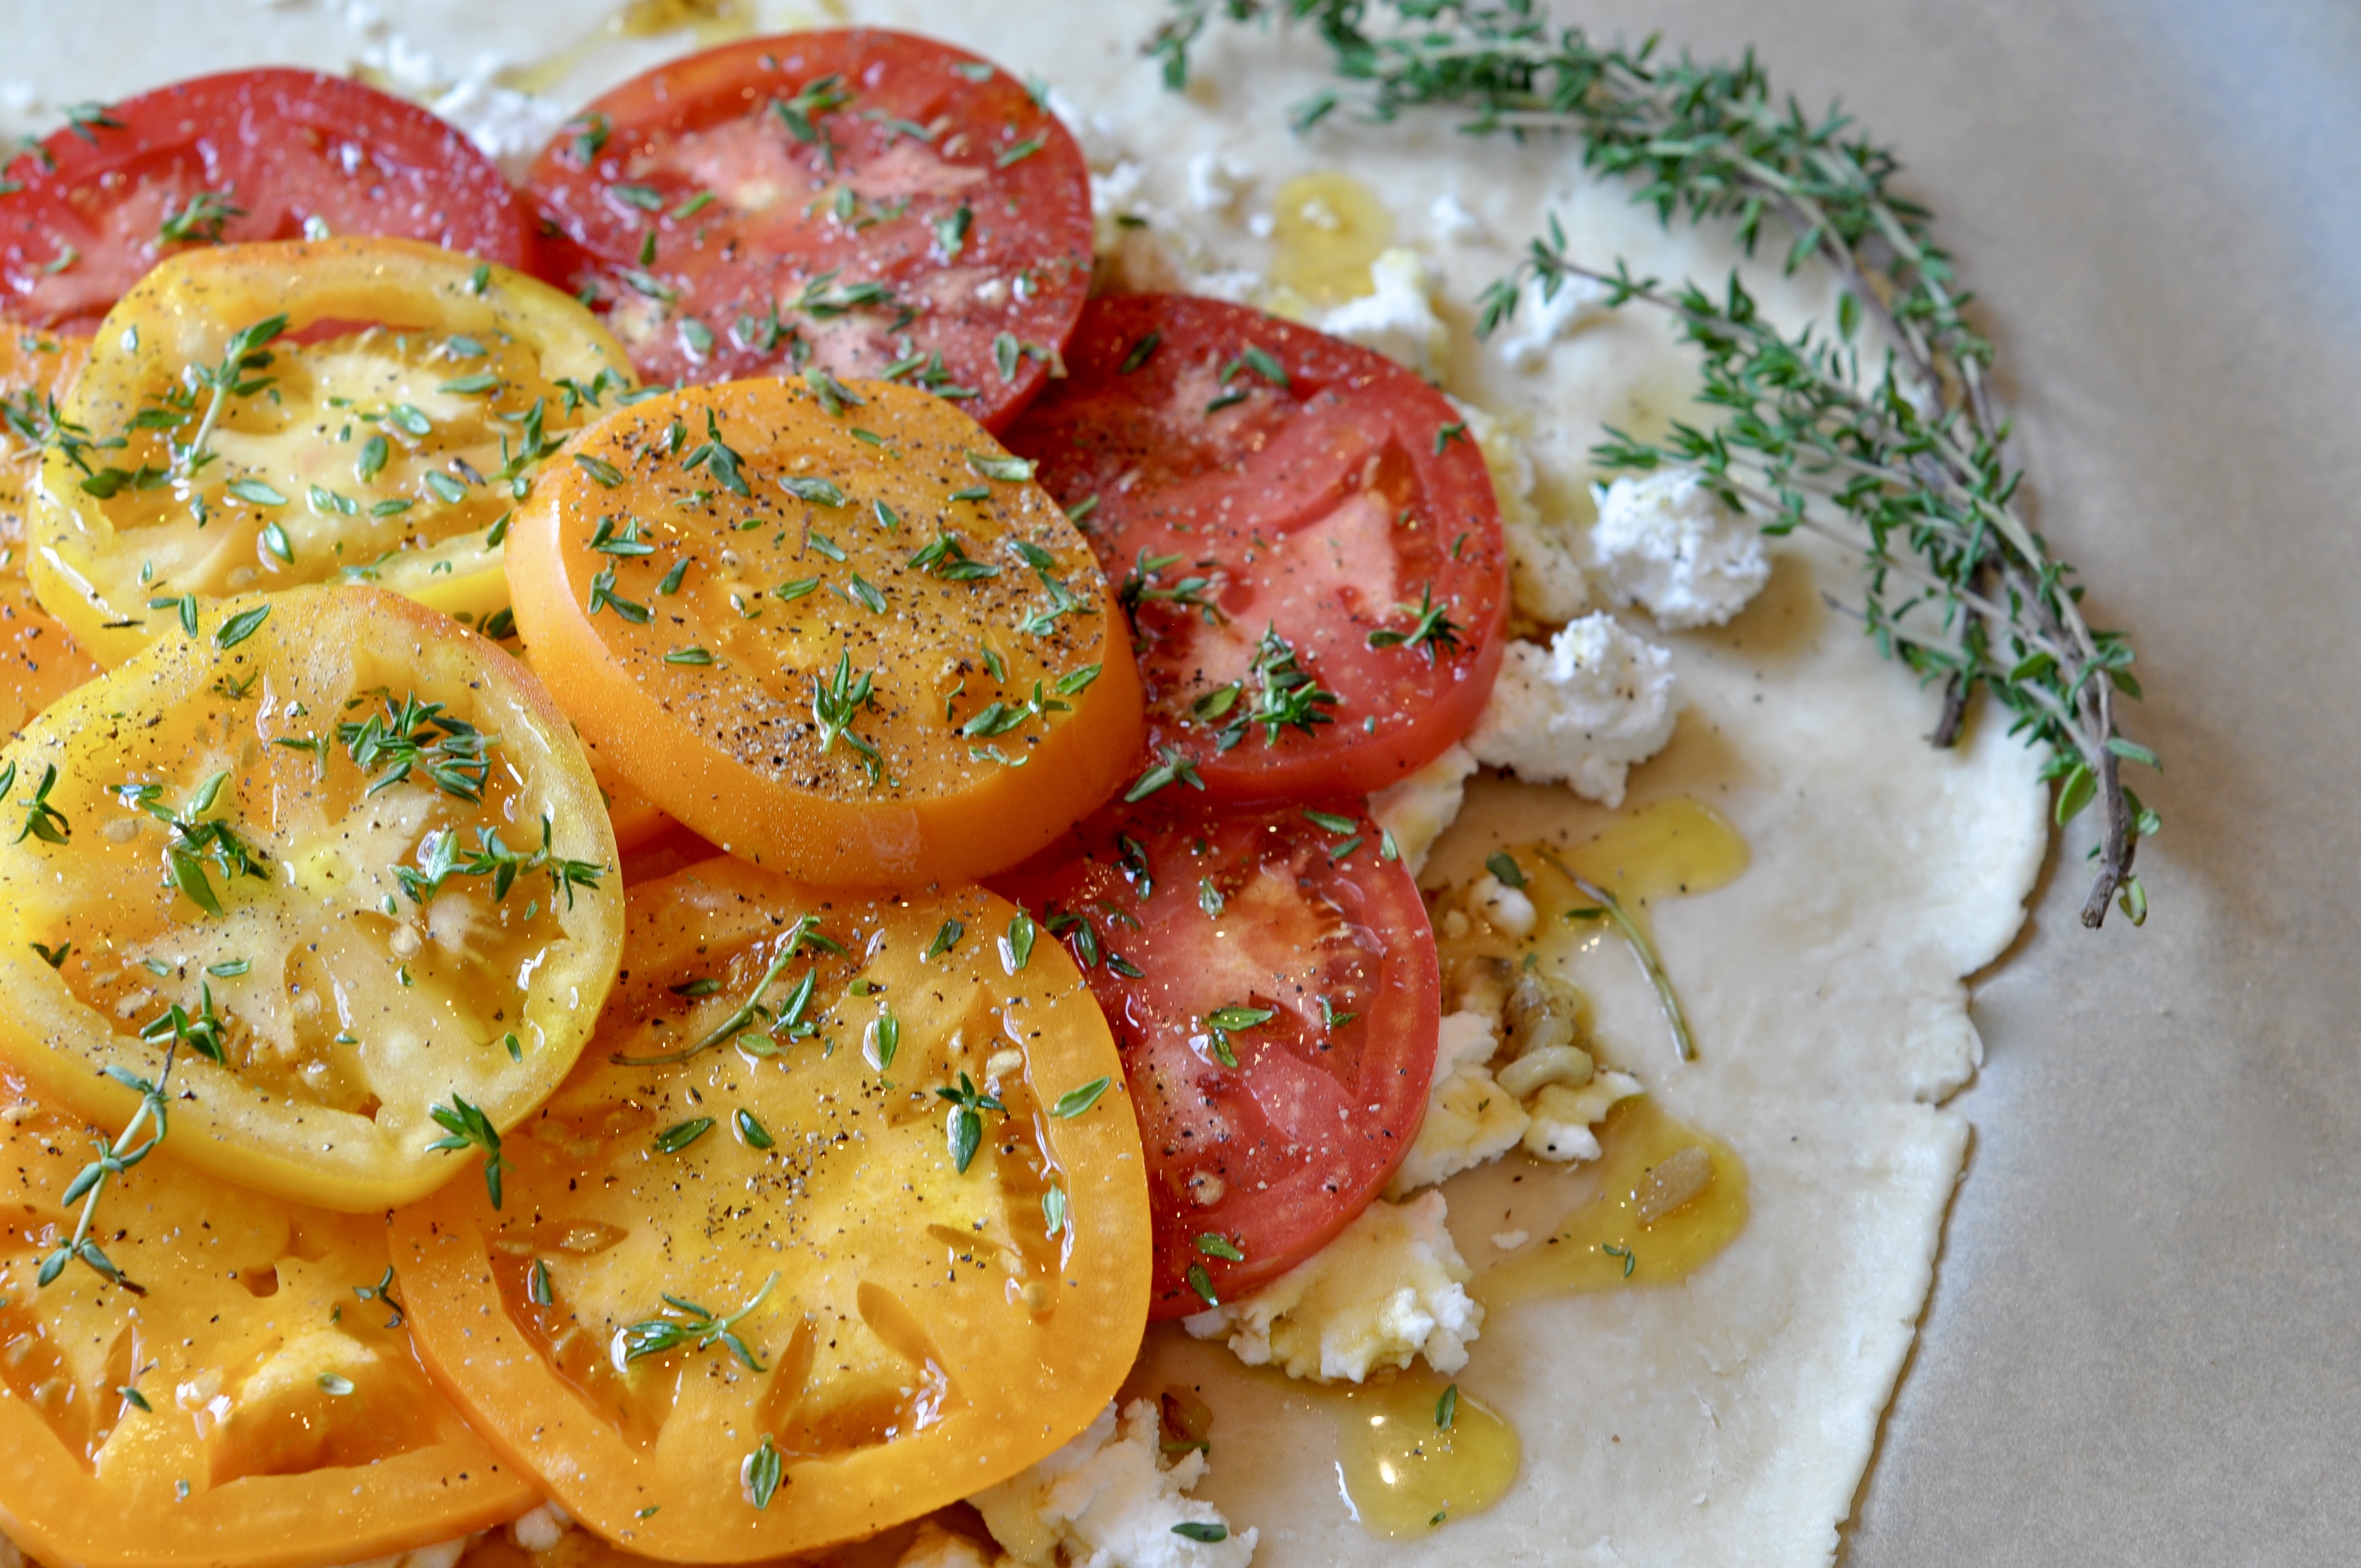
[0,332,104,733]
[0,584,624,1211]
[506,377,1143,886]
[27,237,634,667]
[0,1064,537,1568]
[394,857,1150,1562]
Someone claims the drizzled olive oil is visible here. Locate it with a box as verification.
[1264,172,1393,310]
[1333,1373,1521,1539]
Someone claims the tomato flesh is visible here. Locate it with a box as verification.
[1002,294,1509,801]
[0,585,624,1211]
[0,1064,535,1568]
[29,238,634,668]
[396,857,1150,1561]
[506,376,1142,888]
[0,69,537,333]
[0,332,102,732]
[526,30,1092,429]
[992,799,1440,1318]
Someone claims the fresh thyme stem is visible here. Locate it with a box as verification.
[1539,852,1694,1064]
[39,1043,179,1295]
[1153,0,2159,928]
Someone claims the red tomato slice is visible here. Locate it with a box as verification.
[0,70,537,332]
[524,30,1092,429]
[992,798,1440,1318]
[1001,294,1510,802]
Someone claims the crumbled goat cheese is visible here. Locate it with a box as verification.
[1466,871,1537,937]
[1448,399,1589,624]
[507,1503,573,1554]
[971,1399,1256,1568]
[1185,150,1251,214]
[1387,1009,1530,1196]
[432,71,572,179]
[1468,613,1679,807]
[1317,247,1446,375]
[1428,191,1485,243]
[1045,87,1124,172]
[1493,271,1611,371]
[1184,1190,1482,1382]
[1523,1071,1645,1162]
[1590,468,1771,630]
[332,1535,477,1568]
[1366,741,1474,877]
[1492,1228,1531,1250]
[896,1522,1004,1568]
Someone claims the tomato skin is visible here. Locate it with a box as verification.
[0,1064,537,1568]
[0,585,625,1212]
[1002,294,1510,802]
[507,376,1144,888]
[396,857,1150,1562]
[992,798,1441,1318]
[525,30,1092,429]
[0,70,537,333]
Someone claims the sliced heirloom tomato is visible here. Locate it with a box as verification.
[394,857,1150,1561]
[0,1065,536,1568]
[992,799,1440,1318]
[526,30,1092,428]
[1002,294,1509,801]
[507,377,1142,886]
[29,237,635,667]
[1,331,104,731]
[0,69,537,332]
[0,585,624,1210]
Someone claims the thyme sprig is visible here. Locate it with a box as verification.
[40,1044,178,1295]
[1155,0,2155,928]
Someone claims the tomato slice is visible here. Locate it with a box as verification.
[394,856,1150,1562]
[525,30,1092,429]
[1001,294,1510,802]
[507,376,1142,887]
[990,798,1440,1319]
[1,332,103,732]
[0,584,625,1211]
[0,69,537,333]
[0,1064,536,1568]
[25,237,634,668]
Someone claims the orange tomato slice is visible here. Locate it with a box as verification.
[506,377,1142,886]
[0,1062,537,1568]
[0,584,624,1211]
[394,856,1150,1561]
[0,331,104,733]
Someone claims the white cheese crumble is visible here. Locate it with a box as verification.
[1185,150,1252,214]
[429,71,572,179]
[1427,191,1485,243]
[1467,613,1679,807]
[1493,271,1611,371]
[1591,468,1771,630]
[968,1399,1256,1568]
[1385,1009,1529,1197]
[1448,399,1590,625]
[1183,1190,1482,1382]
[1523,1070,1645,1162]
[507,1503,573,1555]
[896,1522,1003,1568]
[1316,247,1446,375]
[1366,741,1474,877]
